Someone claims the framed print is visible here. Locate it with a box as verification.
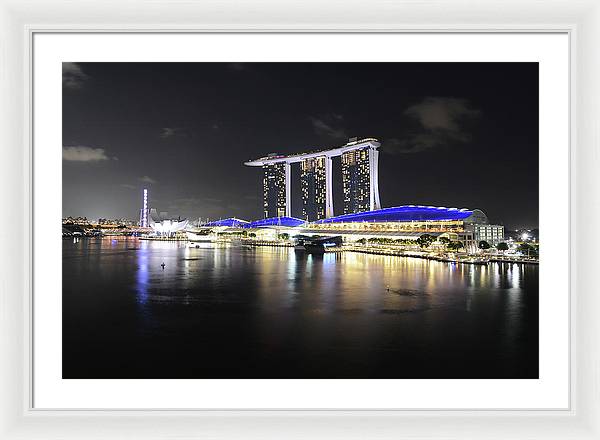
[1,0,599,439]
[33,32,566,411]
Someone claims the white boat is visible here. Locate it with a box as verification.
[186,231,217,243]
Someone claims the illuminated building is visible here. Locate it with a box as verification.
[98,218,137,227]
[341,147,379,214]
[200,216,304,229]
[468,224,505,245]
[305,205,503,252]
[262,162,290,218]
[314,205,475,225]
[206,205,504,253]
[203,218,250,228]
[139,188,149,227]
[62,216,90,225]
[150,218,189,237]
[300,157,328,221]
[239,139,506,253]
[245,138,380,219]
[245,216,305,228]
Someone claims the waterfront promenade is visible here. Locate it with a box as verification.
[237,239,539,265]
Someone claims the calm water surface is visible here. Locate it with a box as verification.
[63,237,538,378]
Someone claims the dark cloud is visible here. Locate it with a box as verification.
[165,196,230,219]
[383,97,480,154]
[160,127,188,138]
[139,175,157,184]
[62,62,89,89]
[309,114,347,139]
[63,146,110,162]
[406,97,479,131]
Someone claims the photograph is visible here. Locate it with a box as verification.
[62,61,539,379]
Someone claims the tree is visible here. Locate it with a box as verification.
[278,233,289,240]
[517,243,538,258]
[496,242,509,254]
[417,234,435,249]
[447,241,464,252]
[478,240,491,250]
[356,238,367,245]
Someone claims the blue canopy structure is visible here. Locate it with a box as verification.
[203,218,249,227]
[314,205,474,224]
[245,216,305,228]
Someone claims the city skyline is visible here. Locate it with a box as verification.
[63,62,539,229]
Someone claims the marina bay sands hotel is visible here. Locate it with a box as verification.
[245,137,381,221]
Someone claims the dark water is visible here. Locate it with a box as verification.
[63,237,538,379]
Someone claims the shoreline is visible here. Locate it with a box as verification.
[238,240,539,266]
[65,235,539,266]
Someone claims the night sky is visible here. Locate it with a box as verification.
[63,62,538,229]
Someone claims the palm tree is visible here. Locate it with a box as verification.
[496,242,509,257]
[417,234,435,249]
[478,240,491,251]
[447,241,464,253]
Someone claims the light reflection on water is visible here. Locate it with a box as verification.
[63,238,538,379]
[136,245,149,305]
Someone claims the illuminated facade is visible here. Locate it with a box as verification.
[139,188,149,227]
[203,218,250,228]
[467,224,505,245]
[263,163,290,218]
[341,145,381,214]
[314,205,476,224]
[342,148,370,214]
[194,205,504,254]
[150,218,189,237]
[245,216,305,228]
[305,206,503,252]
[300,157,328,221]
[245,138,380,219]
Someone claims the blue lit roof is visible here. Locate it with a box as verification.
[314,206,474,224]
[245,216,305,228]
[203,218,249,227]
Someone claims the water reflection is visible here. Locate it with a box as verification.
[136,246,149,305]
[63,238,539,379]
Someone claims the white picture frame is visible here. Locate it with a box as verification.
[0,0,597,438]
